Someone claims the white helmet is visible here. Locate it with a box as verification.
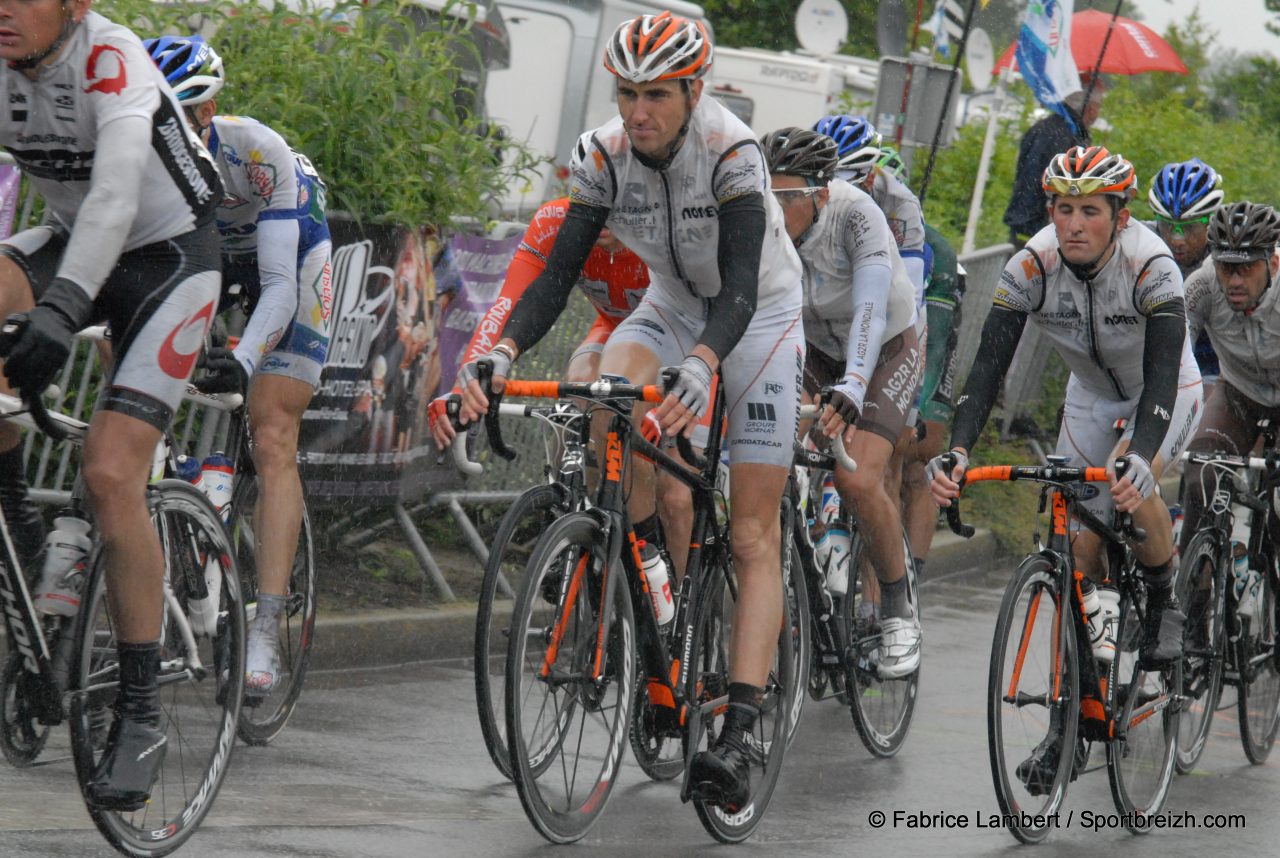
[603,11,713,84]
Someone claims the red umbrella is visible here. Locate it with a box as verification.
[995,9,1188,75]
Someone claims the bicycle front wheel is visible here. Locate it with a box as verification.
[988,554,1078,844]
[1106,585,1179,829]
[687,544,793,844]
[69,480,246,857]
[231,474,317,746]
[0,648,52,767]
[475,483,569,781]
[1237,556,1280,764]
[781,491,811,748]
[505,512,635,844]
[843,529,919,757]
[1173,529,1227,773]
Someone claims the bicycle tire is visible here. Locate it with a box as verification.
[69,480,246,857]
[1173,529,1227,773]
[505,511,635,844]
[988,554,1078,844]
[1106,581,1180,829]
[688,541,794,843]
[474,483,569,781]
[1237,555,1280,764]
[843,529,919,757]
[0,650,51,767]
[231,474,317,746]
[780,492,811,749]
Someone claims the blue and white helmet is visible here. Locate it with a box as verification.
[143,35,225,105]
[812,114,881,182]
[1148,159,1223,220]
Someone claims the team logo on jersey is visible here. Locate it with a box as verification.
[158,301,215,379]
[245,160,277,204]
[84,45,128,96]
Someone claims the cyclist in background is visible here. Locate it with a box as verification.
[455,12,805,810]
[1149,159,1224,388]
[928,146,1202,790]
[762,127,922,677]
[145,35,333,699]
[0,2,222,809]
[1179,202,1280,565]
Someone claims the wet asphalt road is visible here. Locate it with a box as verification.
[2,563,1276,858]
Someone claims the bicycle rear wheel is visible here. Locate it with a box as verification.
[1106,586,1179,829]
[843,529,919,757]
[1237,558,1280,764]
[475,483,569,781]
[505,512,635,844]
[231,474,317,746]
[1173,529,1226,773]
[70,481,246,857]
[687,545,793,843]
[781,491,811,748]
[988,554,1077,844]
[0,648,53,767]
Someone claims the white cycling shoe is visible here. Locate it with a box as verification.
[877,615,922,679]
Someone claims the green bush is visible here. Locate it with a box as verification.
[98,0,540,226]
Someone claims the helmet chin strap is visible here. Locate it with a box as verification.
[8,8,78,72]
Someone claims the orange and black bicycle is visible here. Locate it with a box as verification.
[942,453,1181,843]
[457,365,794,844]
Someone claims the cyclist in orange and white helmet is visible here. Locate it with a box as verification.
[929,144,1202,793]
[455,9,806,814]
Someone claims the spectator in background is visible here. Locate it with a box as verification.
[1003,75,1106,250]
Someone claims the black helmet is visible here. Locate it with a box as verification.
[760,127,839,183]
[1208,201,1280,263]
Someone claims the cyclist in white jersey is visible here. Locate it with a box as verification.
[455,11,804,811]
[144,35,333,700]
[0,1,222,810]
[928,146,1202,791]
[761,127,923,677]
[1180,202,1280,560]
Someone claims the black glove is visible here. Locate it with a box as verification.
[0,278,93,398]
[193,347,249,395]
[827,384,861,428]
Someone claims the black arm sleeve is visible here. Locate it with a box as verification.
[501,202,609,354]
[1128,300,1187,462]
[949,306,1028,453]
[698,192,766,361]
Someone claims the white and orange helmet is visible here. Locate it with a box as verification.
[603,11,713,83]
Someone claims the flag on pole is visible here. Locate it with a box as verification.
[1015,0,1082,132]
[924,0,967,58]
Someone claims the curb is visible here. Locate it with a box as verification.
[308,526,1003,671]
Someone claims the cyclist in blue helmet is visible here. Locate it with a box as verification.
[1149,159,1224,385]
[813,114,881,184]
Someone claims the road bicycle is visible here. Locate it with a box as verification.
[460,366,799,844]
[782,409,919,757]
[0,385,245,857]
[1174,424,1280,771]
[943,453,1181,843]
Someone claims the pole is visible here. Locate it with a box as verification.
[962,64,1010,254]
[894,0,928,147]
[1078,0,1124,142]
[916,0,980,210]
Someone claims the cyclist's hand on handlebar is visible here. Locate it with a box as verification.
[1109,451,1154,513]
[457,346,512,424]
[655,354,713,438]
[192,347,248,395]
[818,385,860,439]
[0,279,91,399]
[428,394,460,450]
[926,449,969,507]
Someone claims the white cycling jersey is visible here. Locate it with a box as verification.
[798,179,916,409]
[995,220,1199,400]
[569,95,802,321]
[0,12,219,297]
[867,168,927,304]
[1185,257,1280,407]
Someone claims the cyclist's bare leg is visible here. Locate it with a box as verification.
[1112,438,1175,567]
[837,429,905,585]
[82,412,165,642]
[727,462,787,685]
[0,256,36,449]
[597,340,660,528]
[247,374,312,596]
[0,258,44,563]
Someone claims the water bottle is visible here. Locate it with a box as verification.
[186,552,223,637]
[1169,504,1184,573]
[200,452,235,524]
[1081,579,1119,662]
[818,474,840,526]
[821,525,852,596]
[1238,568,1263,626]
[639,541,674,626]
[175,454,201,485]
[33,514,93,617]
[1231,540,1250,601]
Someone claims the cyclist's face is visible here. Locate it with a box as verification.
[1155,216,1210,269]
[616,79,702,158]
[1215,252,1276,311]
[1050,195,1128,267]
[770,174,827,242]
[0,0,85,64]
